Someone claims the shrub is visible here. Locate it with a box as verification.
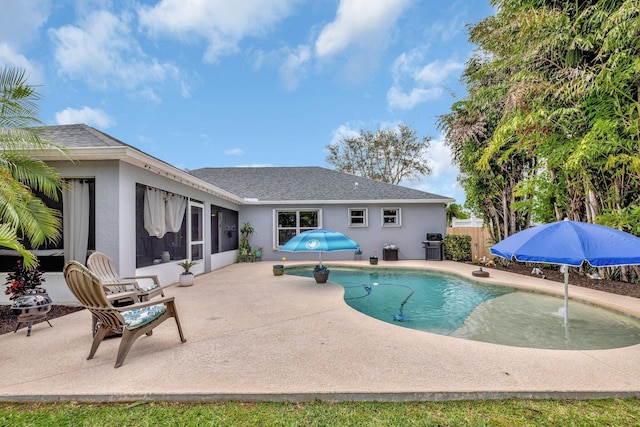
[444,235,472,262]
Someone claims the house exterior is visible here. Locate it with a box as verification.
[189,167,453,262]
[1,124,454,303]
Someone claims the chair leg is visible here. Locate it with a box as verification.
[170,303,187,343]
[175,318,186,343]
[88,326,110,360]
[114,330,140,368]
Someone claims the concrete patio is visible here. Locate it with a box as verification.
[1,260,640,402]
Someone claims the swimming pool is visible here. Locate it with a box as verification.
[287,266,640,350]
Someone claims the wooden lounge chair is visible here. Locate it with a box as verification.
[63,261,186,368]
[87,252,164,302]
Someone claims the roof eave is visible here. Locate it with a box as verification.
[241,198,455,205]
[23,146,246,204]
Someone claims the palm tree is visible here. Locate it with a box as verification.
[0,67,63,268]
[445,203,469,227]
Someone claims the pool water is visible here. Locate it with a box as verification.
[287,266,640,350]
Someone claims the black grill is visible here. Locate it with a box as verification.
[426,233,442,241]
[422,233,444,261]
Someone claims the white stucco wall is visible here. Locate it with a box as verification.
[1,159,242,304]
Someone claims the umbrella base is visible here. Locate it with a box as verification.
[472,268,490,277]
[313,271,329,283]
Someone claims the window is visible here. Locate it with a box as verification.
[135,184,187,268]
[348,208,368,227]
[0,178,96,272]
[275,209,321,246]
[382,208,401,227]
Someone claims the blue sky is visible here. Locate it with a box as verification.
[0,0,494,204]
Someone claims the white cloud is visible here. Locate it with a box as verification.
[387,48,464,110]
[314,0,411,58]
[416,59,465,86]
[0,0,50,46]
[0,0,49,83]
[279,44,311,91]
[225,148,245,156]
[138,0,299,64]
[404,134,464,202]
[0,43,44,84]
[55,106,115,128]
[50,10,182,95]
[313,0,412,82]
[427,135,457,179]
[387,85,442,110]
[329,123,362,146]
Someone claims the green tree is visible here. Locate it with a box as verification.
[440,0,640,244]
[445,203,469,227]
[0,67,63,268]
[326,124,432,184]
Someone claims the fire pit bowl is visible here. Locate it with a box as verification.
[11,287,53,336]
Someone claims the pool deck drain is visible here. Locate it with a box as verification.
[1,260,640,402]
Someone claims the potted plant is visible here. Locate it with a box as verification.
[273,257,286,276]
[178,260,197,286]
[254,247,263,261]
[313,264,330,283]
[5,260,46,300]
[237,222,255,262]
[354,247,362,261]
[369,249,378,265]
[5,260,52,333]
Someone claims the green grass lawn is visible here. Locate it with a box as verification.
[1,399,639,426]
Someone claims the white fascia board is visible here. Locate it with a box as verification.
[24,146,246,204]
[241,198,455,205]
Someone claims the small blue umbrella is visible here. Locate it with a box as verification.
[491,219,640,325]
[280,228,359,267]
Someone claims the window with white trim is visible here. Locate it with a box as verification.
[275,209,321,247]
[348,208,368,227]
[381,208,401,227]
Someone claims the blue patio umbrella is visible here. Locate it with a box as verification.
[280,228,359,267]
[491,219,640,325]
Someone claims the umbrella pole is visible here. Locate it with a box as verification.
[319,252,323,268]
[563,266,569,327]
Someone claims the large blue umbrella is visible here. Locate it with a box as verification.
[280,228,359,267]
[491,219,640,325]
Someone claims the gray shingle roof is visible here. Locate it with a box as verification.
[189,167,452,202]
[33,125,453,203]
[38,124,130,148]
[36,124,183,175]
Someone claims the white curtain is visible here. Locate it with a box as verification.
[62,179,90,263]
[165,193,187,232]
[144,187,167,238]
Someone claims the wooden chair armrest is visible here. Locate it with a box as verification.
[122,275,160,285]
[106,290,138,306]
[103,283,137,292]
[104,278,139,287]
[115,296,175,311]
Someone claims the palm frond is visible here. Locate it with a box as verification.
[0,223,36,268]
